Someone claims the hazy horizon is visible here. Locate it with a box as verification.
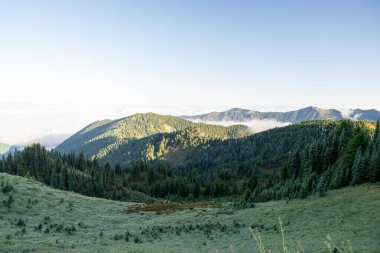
[1,1,379,144]
[0,103,300,145]
[1,103,378,146]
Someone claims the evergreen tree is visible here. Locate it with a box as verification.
[369,146,380,182]
[374,118,380,142]
[247,173,258,191]
[316,175,326,197]
[50,167,58,188]
[244,189,252,202]
[351,149,364,185]
[193,182,201,199]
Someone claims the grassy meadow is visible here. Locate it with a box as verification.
[0,172,379,253]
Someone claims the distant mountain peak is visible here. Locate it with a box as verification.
[183,106,379,123]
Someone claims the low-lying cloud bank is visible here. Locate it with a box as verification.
[191,119,291,133]
[340,109,362,120]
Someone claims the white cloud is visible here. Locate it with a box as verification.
[340,109,353,119]
[340,108,362,120]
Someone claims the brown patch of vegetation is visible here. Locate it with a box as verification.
[125,202,221,214]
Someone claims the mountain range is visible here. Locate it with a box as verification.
[55,113,251,165]
[183,106,380,123]
[54,106,380,166]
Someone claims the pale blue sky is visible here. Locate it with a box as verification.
[1,1,380,144]
[1,0,380,108]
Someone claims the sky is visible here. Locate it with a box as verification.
[0,0,380,144]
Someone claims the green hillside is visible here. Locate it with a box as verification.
[0,172,379,253]
[162,120,341,170]
[55,113,252,165]
[3,120,379,205]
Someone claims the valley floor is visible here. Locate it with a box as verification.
[0,173,379,253]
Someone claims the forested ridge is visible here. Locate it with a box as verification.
[1,120,379,203]
[55,113,252,166]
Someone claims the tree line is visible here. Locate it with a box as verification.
[0,119,379,203]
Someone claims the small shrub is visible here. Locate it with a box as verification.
[16,218,26,227]
[55,224,64,232]
[68,202,74,212]
[125,231,131,242]
[3,194,14,208]
[64,224,76,235]
[2,182,14,193]
[217,208,234,215]
[43,216,51,224]
[35,223,42,232]
[113,234,123,241]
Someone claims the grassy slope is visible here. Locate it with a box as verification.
[0,173,379,253]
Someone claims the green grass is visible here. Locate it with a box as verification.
[0,172,379,253]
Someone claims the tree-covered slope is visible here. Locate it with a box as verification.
[100,120,378,201]
[164,120,341,175]
[0,144,155,203]
[142,119,379,202]
[1,120,379,204]
[183,106,380,123]
[55,113,252,165]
